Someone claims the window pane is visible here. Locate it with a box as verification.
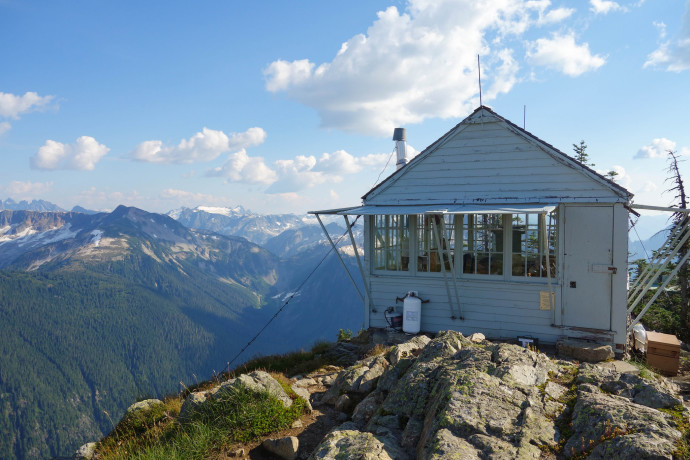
[373,214,409,271]
[511,212,556,278]
[462,214,503,275]
[417,215,455,273]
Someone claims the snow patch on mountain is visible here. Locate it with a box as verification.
[196,205,248,217]
[0,225,77,247]
[90,230,103,247]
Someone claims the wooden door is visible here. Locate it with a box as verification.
[562,206,613,329]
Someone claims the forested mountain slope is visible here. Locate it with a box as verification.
[0,206,362,458]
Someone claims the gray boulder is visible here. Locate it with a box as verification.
[291,384,312,411]
[557,340,614,362]
[308,423,412,460]
[125,398,163,414]
[178,391,209,422]
[73,442,97,460]
[262,436,299,460]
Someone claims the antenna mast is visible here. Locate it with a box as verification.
[477,54,482,107]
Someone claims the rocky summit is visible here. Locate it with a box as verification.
[308,331,688,459]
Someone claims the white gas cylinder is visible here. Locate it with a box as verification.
[403,293,422,334]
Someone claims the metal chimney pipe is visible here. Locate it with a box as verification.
[393,128,407,170]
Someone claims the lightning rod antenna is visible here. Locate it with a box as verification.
[477,54,482,107]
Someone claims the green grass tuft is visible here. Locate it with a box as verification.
[97,386,307,460]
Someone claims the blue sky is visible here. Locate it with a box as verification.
[1,0,689,236]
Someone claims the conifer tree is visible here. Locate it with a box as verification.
[572,140,594,167]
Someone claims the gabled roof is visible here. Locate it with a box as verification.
[362,106,632,203]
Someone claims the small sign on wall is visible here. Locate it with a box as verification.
[539,291,554,310]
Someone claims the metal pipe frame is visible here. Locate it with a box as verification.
[627,225,690,314]
[315,213,364,302]
[431,215,460,319]
[628,248,690,332]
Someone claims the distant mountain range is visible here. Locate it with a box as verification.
[170,205,359,257]
[0,197,99,214]
[0,197,66,212]
[0,204,363,458]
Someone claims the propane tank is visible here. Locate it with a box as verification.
[403,291,422,334]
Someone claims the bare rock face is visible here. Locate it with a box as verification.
[320,355,388,405]
[308,331,688,460]
[565,390,681,458]
[388,335,431,364]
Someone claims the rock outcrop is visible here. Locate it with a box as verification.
[179,370,296,422]
[309,331,689,459]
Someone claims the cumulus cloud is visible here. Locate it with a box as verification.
[526,33,606,76]
[31,136,109,170]
[264,0,580,135]
[644,2,690,72]
[538,6,575,25]
[0,91,55,134]
[635,138,690,159]
[4,180,54,197]
[314,150,363,175]
[208,146,394,194]
[0,91,54,119]
[206,149,278,184]
[589,0,626,15]
[130,127,266,164]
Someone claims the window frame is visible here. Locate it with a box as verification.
[369,209,559,283]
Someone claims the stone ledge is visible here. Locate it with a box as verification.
[557,339,614,363]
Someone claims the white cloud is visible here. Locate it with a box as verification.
[208,146,395,194]
[130,127,266,164]
[597,164,631,188]
[264,0,575,135]
[589,0,626,15]
[653,21,667,40]
[0,91,54,119]
[206,149,278,184]
[0,121,10,136]
[538,7,574,25]
[4,180,54,198]
[526,32,606,76]
[314,150,362,175]
[645,1,690,71]
[634,138,690,159]
[31,136,109,170]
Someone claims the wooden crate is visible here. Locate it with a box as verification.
[646,331,680,376]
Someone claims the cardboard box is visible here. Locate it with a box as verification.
[646,331,681,376]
